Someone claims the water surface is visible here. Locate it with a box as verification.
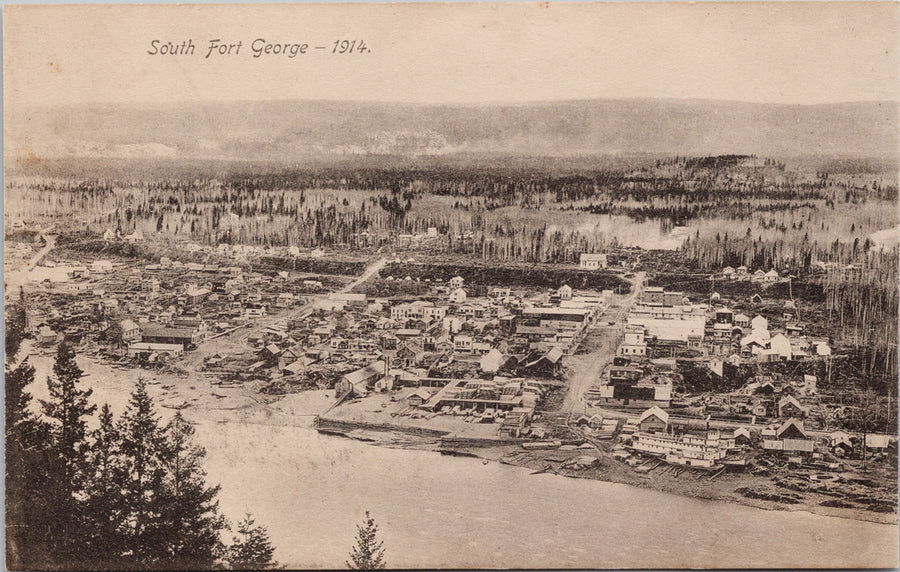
[199,421,898,569]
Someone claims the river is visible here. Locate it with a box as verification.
[198,419,898,569]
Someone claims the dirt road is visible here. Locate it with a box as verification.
[558,272,645,414]
[560,326,621,413]
[341,256,386,292]
[26,232,56,270]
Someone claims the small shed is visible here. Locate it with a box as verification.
[407,388,433,406]
[733,427,753,446]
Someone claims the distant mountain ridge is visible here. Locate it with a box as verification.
[6,98,898,162]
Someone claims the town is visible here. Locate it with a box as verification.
[6,162,897,523]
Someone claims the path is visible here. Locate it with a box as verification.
[26,231,56,271]
[340,256,386,293]
[559,272,645,413]
[5,229,56,298]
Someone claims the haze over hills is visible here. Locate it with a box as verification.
[5,99,898,164]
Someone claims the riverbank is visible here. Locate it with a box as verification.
[23,343,898,528]
[17,346,898,568]
[315,414,898,527]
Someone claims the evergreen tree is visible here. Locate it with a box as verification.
[5,359,55,571]
[39,341,97,565]
[6,358,37,433]
[9,360,253,571]
[116,378,170,568]
[41,342,96,460]
[5,294,27,360]
[156,413,227,569]
[116,382,228,569]
[226,513,277,570]
[79,404,127,568]
[346,511,386,570]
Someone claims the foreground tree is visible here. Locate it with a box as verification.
[346,511,386,570]
[5,290,27,360]
[42,342,97,457]
[113,381,229,569]
[116,378,170,566]
[226,513,278,570]
[5,359,55,571]
[6,346,262,570]
[78,404,127,567]
[157,412,228,569]
[39,341,97,565]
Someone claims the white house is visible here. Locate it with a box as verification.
[480,348,505,373]
[768,333,793,360]
[124,230,144,243]
[558,284,573,300]
[620,324,647,356]
[750,315,769,332]
[579,253,607,270]
[449,276,465,289]
[120,319,141,343]
[623,324,645,345]
[814,341,832,356]
[449,288,467,304]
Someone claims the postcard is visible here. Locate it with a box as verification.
[4,3,899,569]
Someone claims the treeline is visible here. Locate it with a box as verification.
[577,200,817,225]
[6,322,277,570]
[259,256,368,276]
[7,155,896,266]
[680,232,896,273]
[822,264,899,381]
[379,262,629,291]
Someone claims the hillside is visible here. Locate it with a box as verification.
[6,99,898,164]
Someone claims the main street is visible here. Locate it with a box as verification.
[559,271,645,414]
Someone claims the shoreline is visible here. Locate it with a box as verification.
[314,415,899,527]
[22,348,897,531]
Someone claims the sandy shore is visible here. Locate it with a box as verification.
[317,418,898,527]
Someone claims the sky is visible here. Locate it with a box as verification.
[4,2,900,108]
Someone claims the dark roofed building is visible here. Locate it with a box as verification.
[141,324,204,349]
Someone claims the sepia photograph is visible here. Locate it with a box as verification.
[3,2,899,569]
